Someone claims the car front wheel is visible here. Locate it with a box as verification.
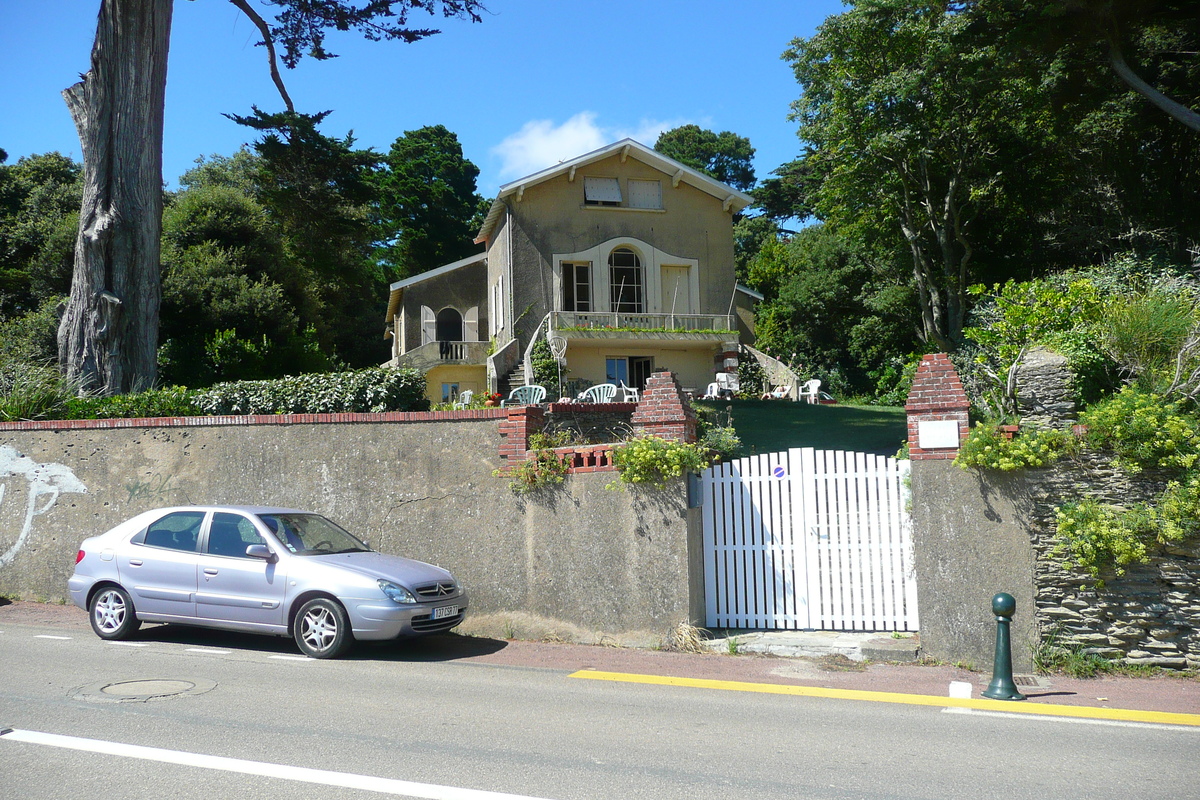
[294,598,352,659]
[89,586,142,640]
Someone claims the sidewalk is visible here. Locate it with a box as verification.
[3,601,1198,722]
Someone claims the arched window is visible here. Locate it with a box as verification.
[608,248,643,313]
[436,308,464,341]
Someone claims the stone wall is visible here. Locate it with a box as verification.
[906,353,1200,669]
[0,407,699,645]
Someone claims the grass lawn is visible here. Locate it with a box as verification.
[694,399,907,457]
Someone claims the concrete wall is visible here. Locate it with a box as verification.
[910,460,1038,672]
[0,413,697,644]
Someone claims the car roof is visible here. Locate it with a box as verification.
[147,505,318,516]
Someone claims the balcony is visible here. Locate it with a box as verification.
[549,311,736,344]
[391,340,490,371]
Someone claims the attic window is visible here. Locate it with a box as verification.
[584,177,621,206]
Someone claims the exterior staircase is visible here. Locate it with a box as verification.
[498,364,528,398]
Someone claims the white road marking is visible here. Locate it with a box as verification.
[34,635,72,640]
[0,729,558,799]
[942,707,1200,731]
[106,641,148,647]
[185,648,232,655]
[268,655,311,661]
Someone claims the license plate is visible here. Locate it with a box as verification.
[432,605,458,620]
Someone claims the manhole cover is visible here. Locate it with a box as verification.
[1012,675,1051,689]
[70,678,217,703]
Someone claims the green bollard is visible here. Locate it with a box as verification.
[981,592,1026,701]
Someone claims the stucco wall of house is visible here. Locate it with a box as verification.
[399,258,489,354]
[0,416,696,643]
[509,153,738,316]
[566,342,719,395]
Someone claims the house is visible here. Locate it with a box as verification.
[385,139,764,403]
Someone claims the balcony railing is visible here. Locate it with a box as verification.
[395,340,489,370]
[550,311,735,333]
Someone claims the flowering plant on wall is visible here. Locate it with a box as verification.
[481,391,502,406]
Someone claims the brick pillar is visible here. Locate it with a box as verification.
[905,353,969,460]
[497,405,546,469]
[630,369,698,443]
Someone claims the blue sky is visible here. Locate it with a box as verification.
[1,1,846,196]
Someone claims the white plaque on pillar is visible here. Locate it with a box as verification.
[918,420,960,449]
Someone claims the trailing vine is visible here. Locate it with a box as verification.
[497,430,575,494]
[954,423,1074,471]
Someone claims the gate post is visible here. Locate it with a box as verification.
[905,354,969,460]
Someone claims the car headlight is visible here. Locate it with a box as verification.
[378,580,417,604]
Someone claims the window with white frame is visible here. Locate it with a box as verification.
[609,248,643,313]
[584,177,621,206]
[562,262,592,312]
[627,179,662,209]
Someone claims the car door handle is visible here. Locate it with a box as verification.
[128,559,143,567]
[203,568,219,576]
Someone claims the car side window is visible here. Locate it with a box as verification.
[139,511,205,552]
[206,512,266,558]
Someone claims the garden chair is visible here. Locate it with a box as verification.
[576,383,618,404]
[618,381,640,402]
[799,379,822,404]
[501,384,547,407]
[761,384,792,400]
[452,389,474,409]
[702,382,721,400]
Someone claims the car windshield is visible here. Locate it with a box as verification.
[256,513,370,556]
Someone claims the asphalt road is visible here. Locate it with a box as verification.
[1,611,1197,800]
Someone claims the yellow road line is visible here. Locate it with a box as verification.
[569,670,1200,728]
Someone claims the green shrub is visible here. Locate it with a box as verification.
[193,367,427,415]
[954,423,1073,471]
[63,386,201,419]
[1078,387,1200,472]
[1053,498,1152,580]
[609,436,714,489]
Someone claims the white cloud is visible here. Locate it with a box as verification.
[490,112,694,183]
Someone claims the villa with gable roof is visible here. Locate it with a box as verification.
[384,138,768,403]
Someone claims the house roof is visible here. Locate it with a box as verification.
[736,283,764,302]
[384,251,486,329]
[475,138,756,243]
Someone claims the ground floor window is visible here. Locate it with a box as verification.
[606,356,653,388]
[441,383,460,403]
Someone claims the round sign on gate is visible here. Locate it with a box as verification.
[772,466,786,478]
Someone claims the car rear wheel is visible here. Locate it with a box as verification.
[294,598,352,659]
[89,586,142,640]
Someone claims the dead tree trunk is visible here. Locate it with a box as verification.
[60,0,172,394]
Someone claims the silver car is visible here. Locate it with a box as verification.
[68,505,467,658]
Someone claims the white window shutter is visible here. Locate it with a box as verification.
[584,177,622,203]
[421,305,436,345]
[628,179,661,209]
[465,306,479,341]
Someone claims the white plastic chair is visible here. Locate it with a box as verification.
[799,379,822,404]
[577,383,618,404]
[702,382,721,400]
[618,382,640,402]
[452,389,474,409]
[501,385,547,407]
[716,372,740,394]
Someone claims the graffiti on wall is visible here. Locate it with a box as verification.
[0,446,87,568]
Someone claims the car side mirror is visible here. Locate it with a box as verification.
[246,544,276,562]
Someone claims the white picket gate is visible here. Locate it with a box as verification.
[700,448,918,632]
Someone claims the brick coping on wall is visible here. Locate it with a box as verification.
[0,408,510,432]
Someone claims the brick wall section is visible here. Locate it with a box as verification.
[630,369,698,444]
[905,353,969,461]
[497,405,547,470]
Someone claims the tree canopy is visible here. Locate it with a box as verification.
[654,125,757,192]
[59,0,483,395]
